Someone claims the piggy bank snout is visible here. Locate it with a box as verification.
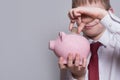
[49,40,55,50]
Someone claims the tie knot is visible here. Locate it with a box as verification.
[90,42,101,55]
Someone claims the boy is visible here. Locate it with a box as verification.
[59,0,120,80]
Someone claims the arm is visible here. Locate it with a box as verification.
[100,11,120,49]
[68,7,108,33]
[101,11,120,33]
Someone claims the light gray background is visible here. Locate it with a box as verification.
[0,0,119,80]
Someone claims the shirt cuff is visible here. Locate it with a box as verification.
[100,11,120,33]
[100,12,112,29]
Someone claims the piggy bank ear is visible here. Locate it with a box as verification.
[59,32,66,41]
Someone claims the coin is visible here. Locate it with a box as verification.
[71,27,78,33]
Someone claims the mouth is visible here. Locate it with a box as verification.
[83,19,99,30]
[84,25,94,30]
[84,23,98,30]
[85,25,92,29]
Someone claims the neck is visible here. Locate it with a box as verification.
[84,29,106,41]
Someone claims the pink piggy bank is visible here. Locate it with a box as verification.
[49,32,90,64]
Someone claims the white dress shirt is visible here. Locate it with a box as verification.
[64,12,120,80]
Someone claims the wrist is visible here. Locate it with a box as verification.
[71,70,86,79]
[98,10,108,20]
[72,75,85,80]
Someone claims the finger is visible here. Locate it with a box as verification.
[69,9,81,21]
[77,22,85,34]
[77,17,81,24]
[77,58,86,70]
[75,17,81,27]
[79,58,87,72]
[74,53,81,71]
[58,57,67,69]
[67,53,74,68]
[82,58,87,68]
[75,53,80,66]
[73,8,81,18]
[69,20,75,31]
[69,9,75,19]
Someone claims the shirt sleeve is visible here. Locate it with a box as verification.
[100,11,120,50]
[100,11,120,34]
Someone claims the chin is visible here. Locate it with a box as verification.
[83,30,95,35]
[83,31,98,38]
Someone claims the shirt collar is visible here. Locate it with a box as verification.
[87,29,110,47]
[98,29,110,47]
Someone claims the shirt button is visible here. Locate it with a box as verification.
[109,23,112,27]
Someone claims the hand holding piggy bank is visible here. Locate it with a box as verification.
[49,32,90,64]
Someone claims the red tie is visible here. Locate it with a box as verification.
[88,42,101,80]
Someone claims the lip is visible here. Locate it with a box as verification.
[84,23,97,30]
[84,25,94,30]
